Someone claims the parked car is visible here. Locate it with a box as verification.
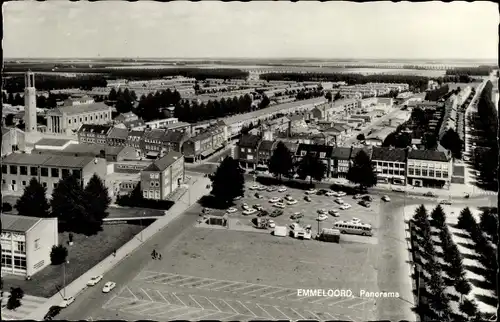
[226,207,237,213]
[353,194,363,199]
[316,189,327,196]
[241,203,250,210]
[286,199,298,205]
[352,217,361,223]
[257,210,269,217]
[439,199,452,205]
[257,186,267,191]
[284,194,293,201]
[233,195,243,201]
[335,198,344,204]
[325,191,336,196]
[317,209,327,215]
[268,220,276,228]
[362,195,373,202]
[424,191,437,197]
[270,209,284,217]
[102,281,116,293]
[274,202,286,209]
[278,186,287,192]
[250,184,259,190]
[328,209,340,217]
[269,197,280,203]
[359,200,371,208]
[44,306,62,320]
[59,296,75,308]
[253,204,263,211]
[317,214,328,221]
[336,191,347,197]
[243,208,258,216]
[382,195,391,202]
[87,275,103,286]
[392,187,405,192]
[291,212,303,220]
[339,203,352,210]
[305,188,317,195]
[267,186,277,192]
[304,196,312,202]
[254,192,263,199]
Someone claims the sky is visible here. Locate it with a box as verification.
[3,1,499,60]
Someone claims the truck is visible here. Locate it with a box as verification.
[273,225,287,237]
[318,228,341,243]
[289,223,311,240]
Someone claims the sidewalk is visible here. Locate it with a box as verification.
[26,176,211,320]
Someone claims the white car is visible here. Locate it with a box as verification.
[284,195,294,201]
[233,196,242,201]
[268,220,276,228]
[336,191,347,197]
[340,203,352,210]
[269,197,280,203]
[87,275,103,286]
[335,198,344,204]
[226,207,237,213]
[249,184,259,190]
[317,209,327,215]
[278,187,287,192]
[102,281,116,293]
[328,209,340,217]
[382,195,391,202]
[241,203,250,210]
[317,214,328,221]
[286,199,298,205]
[305,189,317,195]
[352,217,361,223]
[274,202,286,209]
[243,208,257,216]
[325,191,336,196]
[59,296,75,308]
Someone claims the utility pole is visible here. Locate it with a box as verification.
[63,262,66,298]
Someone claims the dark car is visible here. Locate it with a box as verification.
[362,195,373,202]
[44,306,62,320]
[359,200,371,208]
[270,209,284,217]
[257,210,269,217]
[304,196,312,202]
[316,189,328,196]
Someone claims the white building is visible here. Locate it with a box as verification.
[1,214,58,277]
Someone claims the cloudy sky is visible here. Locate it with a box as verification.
[3,1,498,60]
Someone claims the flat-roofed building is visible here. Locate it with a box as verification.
[33,138,76,151]
[371,147,407,185]
[1,214,58,277]
[1,153,107,195]
[145,117,179,130]
[63,96,95,106]
[32,143,137,162]
[140,151,185,200]
[407,149,451,188]
[46,102,112,135]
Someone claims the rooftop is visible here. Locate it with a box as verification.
[408,149,449,162]
[78,124,113,135]
[331,147,352,160]
[372,147,407,162]
[34,138,71,147]
[1,214,42,233]
[48,102,111,116]
[296,143,334,156]
[2,152,95,168]
[143,151,183,172]
[238,134,261,148]
[107,127,129,140]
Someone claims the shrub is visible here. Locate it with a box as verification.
[50,245,68,265]
[1,202,13,212]
[6,287,24,310]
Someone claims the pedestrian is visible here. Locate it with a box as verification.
[113,249,116,257]
[151,249,156,259]
[158,254,162,260]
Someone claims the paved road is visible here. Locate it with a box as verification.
[56,204,203,320]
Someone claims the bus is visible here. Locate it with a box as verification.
[333,220,373,236]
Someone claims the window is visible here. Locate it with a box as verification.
[9,165,17,175]
[383,162,388,167]
[301,150,307,156]
[155,190,160,199]
[51,168,60,178]
[414,169,421,176]
[19,166,28,175]
[443,171,448,178]
[1,254,12,267]
[53,183,57,188]
[148,190,154,198]
[16,241,26,254]
[436,170,442,178]
[22,181,27,186]
[90,116,93,121]
[429,169,435,177]
[34,239,40,250]
[42,182,47,188]
[85,117,88,122]
[382,169,388,174]
[13,256,26,270]
[11,180,16,185]
[399,170,405,176]
[73,170,81,177]
[422,169,428,177]
[80,118,82,122]
[143,190,148,198]
[30,167,38,176]
[69,119,71,124]
[41,167,49,177]
[320,152,326,159]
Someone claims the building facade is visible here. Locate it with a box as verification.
[236,134,262,169]
[407,150,451,188]
[1,214,58,277]
[78,124,113,145]
[46,102,112,135]
[371,147,407,185]
[140,152,185,200]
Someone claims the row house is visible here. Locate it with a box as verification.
[295,143,334,177]
[371,147,407,185]
[256,140,277,168]
[407,149,451,188]
[237,134,262,169]
[330,146,373,178]
[106,127,129,147]
[77,124,113,145]
[143,129,169,158]
[127,130,145,151]
[163,130,189,153]
[181,126,225,162]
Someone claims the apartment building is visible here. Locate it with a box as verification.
[330,146,372,178]
[371,147,407,185]
[127,130,145,152]
[143,129,169,158]
[1,153,107,195]
[78,124,113,145]
[256,140,277,167]
[106,127,129,147]
[407,149,451,188]
[295,143,334,177]
[237,134,262,169]
[182,125,225,162]
[1,214,58,277]
[140,152,185,200]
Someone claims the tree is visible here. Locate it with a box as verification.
[430,205,446,228]
[455,278,471,303]
[440,128,463,159]
[258,95,270,109]
[50,245,68,265]
[334,92,342,100]
[422,132,438,150]
[346,150,377,190]
[428,289,451,320]
[479,209,498,243]
[296,153,326,185]
[15,178,50,218]
[457,207,475,229]
[108,88,118,101]
[210,156,245,206]
[83,174,111,225]
[325,91,332,102]
[268,142,293,181]
[459,299,478,319]
[50,174,88,233]
[356,133,365,141]
[6,287,24,310]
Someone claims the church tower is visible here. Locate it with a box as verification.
[24,71,37,133]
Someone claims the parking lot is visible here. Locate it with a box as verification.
[221,181,382,243]
[98,227,379,322]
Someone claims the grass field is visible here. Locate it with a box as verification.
[2,223,145,298]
